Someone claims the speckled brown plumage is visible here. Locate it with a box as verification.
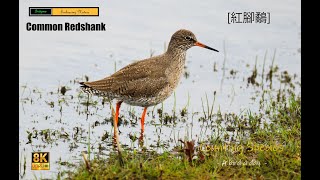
[80,29,218,107]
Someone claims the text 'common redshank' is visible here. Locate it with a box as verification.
[80,29,218,142]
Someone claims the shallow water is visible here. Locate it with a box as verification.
[19,0,300,179]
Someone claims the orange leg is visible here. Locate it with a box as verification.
[114,101,122,138]
[139,107,147,143]
[141,107,148,132]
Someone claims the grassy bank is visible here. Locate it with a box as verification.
[67,92,301,179]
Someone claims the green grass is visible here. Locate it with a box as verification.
[68,93,301,179]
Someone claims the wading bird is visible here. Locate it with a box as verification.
[80,29,218,142]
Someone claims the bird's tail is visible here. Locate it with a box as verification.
[79,82,95,94]
[79,81,110,97]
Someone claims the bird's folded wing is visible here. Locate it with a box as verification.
[83,57,169,98]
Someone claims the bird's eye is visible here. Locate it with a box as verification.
[185,36,192,41]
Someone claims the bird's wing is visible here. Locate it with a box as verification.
[82,55,169,97]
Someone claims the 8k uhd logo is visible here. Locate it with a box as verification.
[31,152,50,170]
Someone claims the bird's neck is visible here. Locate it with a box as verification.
[166,43,187,62]
[163,48,187,88]
[164,48,187,81]
[165,48,186,65]
[167,40,187,54]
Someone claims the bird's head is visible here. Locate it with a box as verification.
[168,29,219,52]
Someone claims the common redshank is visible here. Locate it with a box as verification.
[80,29,218,141]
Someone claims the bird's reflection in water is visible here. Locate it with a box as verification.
[139,130,144,147]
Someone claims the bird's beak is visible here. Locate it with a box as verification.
[194,41,219,52]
